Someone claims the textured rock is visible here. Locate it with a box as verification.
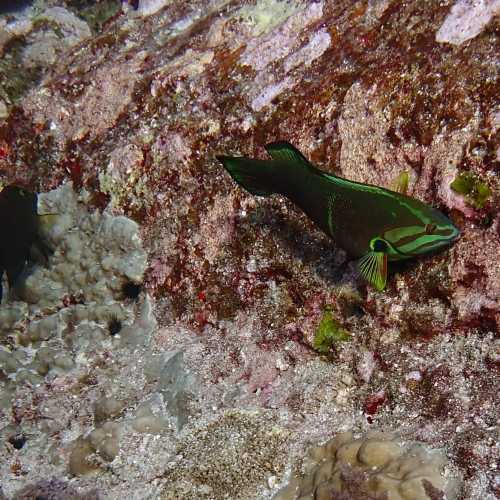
[161,410,290,499]
[0,0,498,498]
[12,478,99,500]
[436,0,500,46]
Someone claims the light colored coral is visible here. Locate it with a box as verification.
[274,432,461,500]
[99,143,154,211]
[0,18,33,55]
[38,7,91,44]
[68,438,100,476]
[21,7,90,68]
[69,422,122,476]
[251,77,294,111]
[240,1,324,70]
[94,396,126,423]
[356,349,376,383]
[283,29,331,73]
[24,51,148,144]
[436,0,500,46]
[0,184,148,408]
[119,295,157,346]
[88,422,122,462]
[132,397,168,434]
[0,98,8,119]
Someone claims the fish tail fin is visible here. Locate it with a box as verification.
[217,142,313,196]
[216,156,278,196]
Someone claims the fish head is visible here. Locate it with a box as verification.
[380,207,460,260]
[358,212,459,291]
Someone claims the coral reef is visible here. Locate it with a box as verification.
[0,0,498,498]
[0,3,92,106]
[436,0,500,46]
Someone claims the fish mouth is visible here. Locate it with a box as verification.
[441,224,461,245]
[451,226,461,241]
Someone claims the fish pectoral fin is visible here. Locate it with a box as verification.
[358,251,387,291]
[390,171,410,195]
[264,141,310,166]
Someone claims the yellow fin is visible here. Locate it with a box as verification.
[390,171,409,194]
[358,251,387,291]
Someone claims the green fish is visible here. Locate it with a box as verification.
[216,141,460,291]
[0,185,52,302]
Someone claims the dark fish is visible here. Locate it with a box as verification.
[217,142,460,290]
[0,0,34,15]
[0,185,51,301]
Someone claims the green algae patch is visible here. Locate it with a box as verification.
[0,40,44,104]
[313,309,350,353]
[78,1,122,33]
[450,172,491,209]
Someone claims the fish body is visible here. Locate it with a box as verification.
[217,142,459,290]
[0,186,50,301]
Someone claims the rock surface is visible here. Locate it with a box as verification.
[0,0,498,499]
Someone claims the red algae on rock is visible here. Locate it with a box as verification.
[0,0,498,499]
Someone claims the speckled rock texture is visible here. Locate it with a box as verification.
[0,0,498,499]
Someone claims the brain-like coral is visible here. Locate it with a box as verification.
[0,183,149,403]
[275,431,461,500]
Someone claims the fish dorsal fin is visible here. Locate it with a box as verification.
[390,171,409,194]
[358,251,387,291]
[265,141,310,166]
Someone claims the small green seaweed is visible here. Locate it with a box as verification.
[79,1,121,34]
[31,18,66,39]
[450,172,491,209]
[312,308,350,354]
[0,38,43,104]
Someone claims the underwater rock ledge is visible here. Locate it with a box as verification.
[0,0,498,499]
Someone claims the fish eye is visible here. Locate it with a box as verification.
[425,223,436,234]
[371,238,388,252]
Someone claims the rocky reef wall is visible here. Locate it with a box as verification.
[0,1,498,499]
